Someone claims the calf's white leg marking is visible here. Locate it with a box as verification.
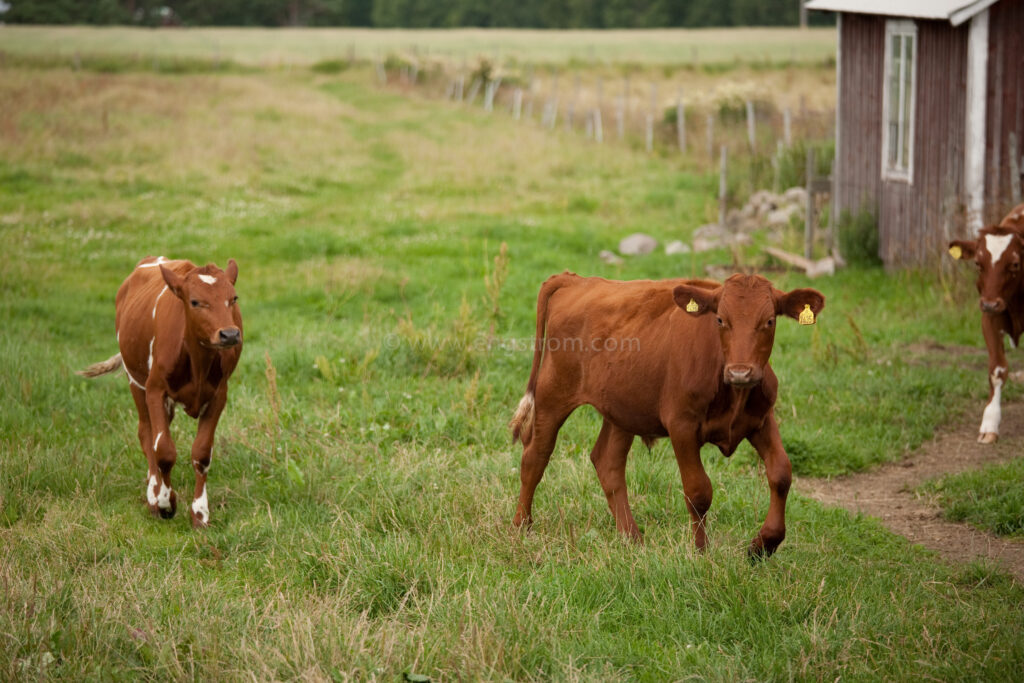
[147,338,154,370]
[198,274,217,285]
[191,484,209,524]
[980,367,1006,435]
[156,479,172,511]
[985,234,1014,264]
[147,474,160,506]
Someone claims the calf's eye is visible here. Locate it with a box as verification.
[190,299,200,308]
[716,317,724,327]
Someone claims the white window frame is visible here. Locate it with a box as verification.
[881,19,917,184]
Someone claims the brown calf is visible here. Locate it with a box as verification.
[949,203,1024,443]
[510,272,824,557]
[79,256,243,527]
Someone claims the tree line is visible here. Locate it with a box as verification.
[3,0,834,28]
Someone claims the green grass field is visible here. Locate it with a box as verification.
[0,25,836,67]
[2,58,1023,680]
[921,460,1024,537]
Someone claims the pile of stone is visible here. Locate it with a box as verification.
[604,187,809,263]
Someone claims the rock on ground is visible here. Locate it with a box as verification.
[599,250,623,265]
[618,233,658,256]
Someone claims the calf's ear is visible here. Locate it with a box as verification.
[673,284,721,316]
[948,239,977,261]
[160,264,187,299]
[775,288,825,324]
[225,258,238,285]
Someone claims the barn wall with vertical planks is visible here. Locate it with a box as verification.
[985,0,1024,217]
[879,19,968,265]
[835,14,969,267]
[835,14,884,233]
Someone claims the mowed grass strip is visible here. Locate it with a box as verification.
[2,64,1023,679]
[921,459,1024,537]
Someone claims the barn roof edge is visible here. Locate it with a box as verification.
[805,0,1000,25]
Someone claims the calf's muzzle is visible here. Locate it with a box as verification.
[724,363,761,387]
[217,327,242,347]
[979,298,1006,314]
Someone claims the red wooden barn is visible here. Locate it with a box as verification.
[807,0,1024,266]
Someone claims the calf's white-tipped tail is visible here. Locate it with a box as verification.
[510,392,536,445]
[77,353,123,378]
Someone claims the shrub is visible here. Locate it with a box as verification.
[311,59,350,74]
[838,208,882,267]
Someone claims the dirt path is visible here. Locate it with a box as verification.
[799,400,1024,583]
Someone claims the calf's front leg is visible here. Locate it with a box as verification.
[189,389,227,528]
[746,412,791,559]
[978,315,1009,444]
[669,428,712,551]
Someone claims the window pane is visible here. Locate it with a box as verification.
[888,36,902,167]
[901,35,914,170]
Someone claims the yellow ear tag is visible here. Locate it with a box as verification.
[798,304,815,326]
[686,298,699,313]
[948,245,962,260]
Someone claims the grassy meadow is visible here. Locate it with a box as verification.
[1,46,1023,680]
[0,25,837,67]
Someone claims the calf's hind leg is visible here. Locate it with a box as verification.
[589,420,641,540]
[512,403,574,530]
[144,389,178,519]
[130,385,176,518]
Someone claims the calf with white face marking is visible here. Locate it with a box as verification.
[949,204,1024,444]
[79,256,243,527]
[509,272,824,557]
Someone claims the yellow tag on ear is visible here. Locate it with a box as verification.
[798,304,815,325]
[949,245,963,260]
[686,298,699,313]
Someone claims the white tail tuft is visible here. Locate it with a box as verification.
[77,353,123,378]
[510,392,536,445]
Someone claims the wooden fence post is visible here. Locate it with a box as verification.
[805,147,816,260]
[746,100,756,154]
[706,114,714,162]
[513,88,523,120]
[783,107,792,147]
[647,82,657,153]
[719,146,728,228]
[825,159,836,255]
[594,77,604,143]
[466,78,481,105]
[676,89,686,154]
[484,78,501,112]
[616,96,625,140]
[567,76,580,131]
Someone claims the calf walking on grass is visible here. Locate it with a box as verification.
[510,272,824,557]
[949,202,1024,444]
[80,256,243,528]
